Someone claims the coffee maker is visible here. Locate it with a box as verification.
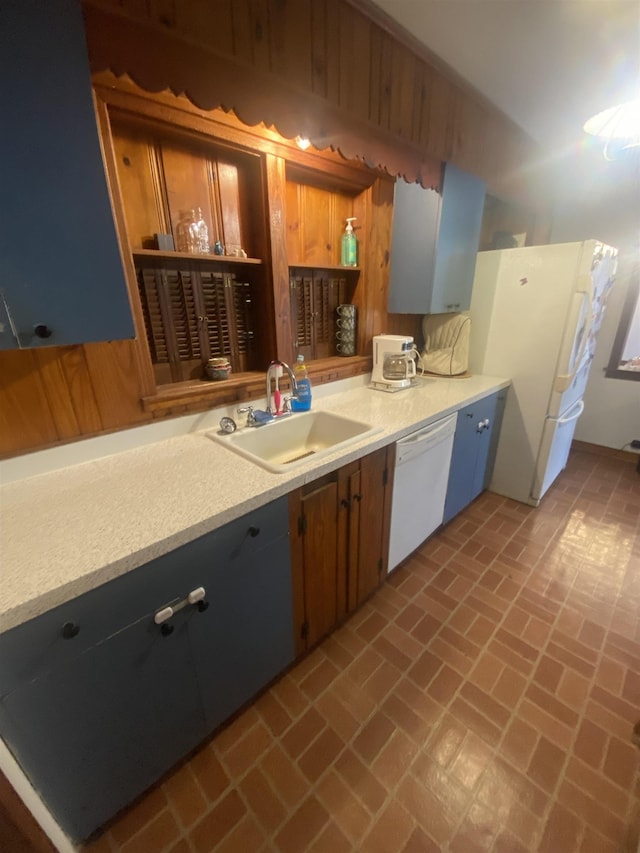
[371,334,417,391]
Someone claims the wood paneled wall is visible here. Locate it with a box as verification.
[0,0,550,459]
[83,0,546,203]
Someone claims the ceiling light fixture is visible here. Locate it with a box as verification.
[583,98,640,161]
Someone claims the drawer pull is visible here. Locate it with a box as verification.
[154,587,209,633]
[61,621,80,639]
[187,587,206,605]
[248,526,260,538]
[154,606,174,626]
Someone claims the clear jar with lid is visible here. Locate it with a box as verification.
[194,207,209,254]
[176,209,199,254]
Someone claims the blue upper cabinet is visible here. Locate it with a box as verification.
[388,163,486,315]
[0,0,135,350]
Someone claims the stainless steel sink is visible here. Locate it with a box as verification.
[209,410,380,473]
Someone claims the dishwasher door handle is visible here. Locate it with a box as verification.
[395,413,457,465]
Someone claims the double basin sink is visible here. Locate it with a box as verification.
[209,410,380,473]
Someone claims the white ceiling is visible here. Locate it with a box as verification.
[368,0,640,150]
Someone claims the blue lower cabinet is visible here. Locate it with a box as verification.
[443,392,503,524]
[191,499,294,730]
[0,496,292,842]
[0,617,206,842]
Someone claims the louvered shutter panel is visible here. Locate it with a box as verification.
[230,277,255,372]
[168,268,201,364]
[137,268,168,366]
[290,273,313,361]
[199,270,230,360]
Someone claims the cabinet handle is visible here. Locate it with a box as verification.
[476,419,491,432]
[340,498,350,509]
[61,621,80,639]
[248,526,260,537]
[154,587,208,634]
[353,493,362,503]
[33,323,53,339]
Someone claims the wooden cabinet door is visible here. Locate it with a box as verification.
[0,0,134,349]
[290,448,394,653]
[290,478,341,654]
[355,447,393,607]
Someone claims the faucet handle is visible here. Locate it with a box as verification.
[237,405,256,426]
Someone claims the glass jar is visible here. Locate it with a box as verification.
[194,207,209,254]
[176,209,199,254]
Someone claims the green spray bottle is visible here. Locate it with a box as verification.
[341,217,357,267]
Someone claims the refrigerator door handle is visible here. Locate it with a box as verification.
[554,272,594,392]
[558,399,584,425]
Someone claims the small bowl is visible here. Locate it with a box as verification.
[205,359,232,381]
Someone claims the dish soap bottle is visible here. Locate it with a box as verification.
[341,217,357,267]
[291,354,312,411]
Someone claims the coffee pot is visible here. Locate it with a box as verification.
[371,334,417,391]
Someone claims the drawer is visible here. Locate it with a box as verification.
[0,496,289,697]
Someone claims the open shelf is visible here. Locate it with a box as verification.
[133,249,262,265]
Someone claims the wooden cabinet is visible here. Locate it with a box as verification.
[0,0,134,350]
[388,163,486,315]
[289,446,394,656]
[443,391,506,524]
[0,498,292,843]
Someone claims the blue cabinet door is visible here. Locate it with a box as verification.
[387,163,485,315]
[0,615,206,843]
[388,179,441,314]
[431,163,486,314]
[0,0,134,349]
[190,496,294,729]
[469,394,500,500]
[443,392,500,524]
[484,389,508,490]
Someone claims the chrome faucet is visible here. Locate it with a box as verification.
[266,360,298,414]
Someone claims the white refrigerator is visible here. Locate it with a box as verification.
[469,240,617,506]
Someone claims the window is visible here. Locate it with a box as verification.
[606,270,640,381]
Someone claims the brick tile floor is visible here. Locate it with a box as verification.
[85,447,640,852]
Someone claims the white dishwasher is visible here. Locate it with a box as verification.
[388,412,457,572]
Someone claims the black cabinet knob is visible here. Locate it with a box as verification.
[160,623,174,637]
[248,526,260,538]
[197,600,210,613]
[61,621,80,639]
[33,324,53,339]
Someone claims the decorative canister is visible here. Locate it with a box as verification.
[205,357,232,381]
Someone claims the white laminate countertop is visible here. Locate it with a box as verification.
[0,373,509,633]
